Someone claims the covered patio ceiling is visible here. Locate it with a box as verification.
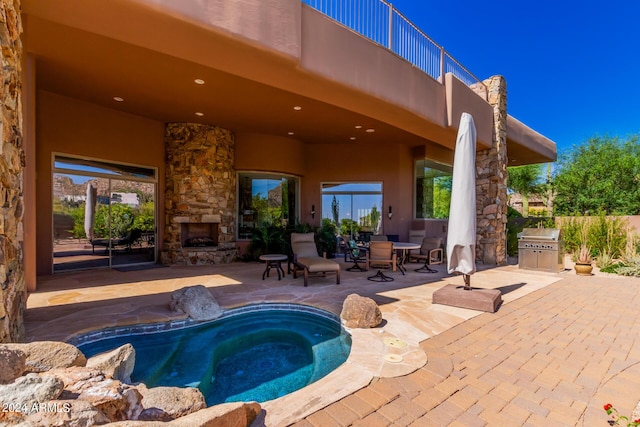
[23,0,554,163]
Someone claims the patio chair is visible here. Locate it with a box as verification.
[367,240,397,270]
[410,236,444,273]
[91,228,143,254]
[290,232,340,287]
[344,240,368,272]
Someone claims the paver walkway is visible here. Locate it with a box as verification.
[294,273,640,427]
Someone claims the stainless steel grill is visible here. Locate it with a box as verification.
[517,228,565,273]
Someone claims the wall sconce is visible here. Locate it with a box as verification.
[388,206,393,219]
[311,204,315,219]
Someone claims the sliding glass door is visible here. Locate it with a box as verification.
[52,155,157,272]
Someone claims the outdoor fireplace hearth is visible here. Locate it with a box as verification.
[180,223,219,248]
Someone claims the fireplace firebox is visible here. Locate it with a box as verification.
[180,223,219,247]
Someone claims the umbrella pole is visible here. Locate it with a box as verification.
[463,274,471,290]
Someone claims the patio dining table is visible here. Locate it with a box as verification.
[393,242,421,275]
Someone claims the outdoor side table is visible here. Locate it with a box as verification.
[259,254,288,280]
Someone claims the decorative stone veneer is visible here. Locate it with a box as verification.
[476,76,508,265]
[0,0,25,343]
[161,123,237,265]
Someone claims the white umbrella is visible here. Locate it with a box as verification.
[446,112,477,290]
[84,183,97,241]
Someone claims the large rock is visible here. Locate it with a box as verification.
[137,384,206,418]
[0,373,64,408]
[340,294,383,328]
[108,401,262,426]
[0,346,26,384]
[2,341,86,373]
[45,367,143,422]
[87,343,136,383]
[169,285,223,321]
[23,399,110,427]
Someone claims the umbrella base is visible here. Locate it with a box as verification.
[432,284,502,313]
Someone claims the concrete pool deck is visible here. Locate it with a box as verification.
[26,260,640,426]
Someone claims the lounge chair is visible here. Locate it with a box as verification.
[410,236,444,273]
[291,232,341,287]
[91,229,142,254]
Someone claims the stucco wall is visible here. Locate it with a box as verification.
[35,91,165,275]
[302,141,414,240]
[235,133,306,177]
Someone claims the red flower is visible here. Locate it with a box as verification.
[604,403,613,411]
[634,419,640,423]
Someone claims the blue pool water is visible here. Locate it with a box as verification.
[76,305,351,405]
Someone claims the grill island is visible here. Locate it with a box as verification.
[517,228,565,273]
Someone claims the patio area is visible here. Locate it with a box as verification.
[26,259,640,426]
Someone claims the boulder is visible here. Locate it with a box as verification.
[0,373,64,408]
[108,401,262,427]
[23,399,110,427]
[86,343,136,383]
[137,384,206,418]
[45,367,143,422]
[169,285,223,321]
[2,341,86,373]
[137,407,173,422]
[0,346,26,384]
[340,294,383,328]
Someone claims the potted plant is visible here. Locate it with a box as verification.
[574,243,593,275]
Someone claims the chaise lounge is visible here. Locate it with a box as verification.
[290,232,341,287]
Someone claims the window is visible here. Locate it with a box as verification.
[321,182,383,238]
[237,172,298,239]
[415,159,452,219]
[52,154,157,272]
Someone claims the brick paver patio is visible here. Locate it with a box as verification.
[294,273,640,426]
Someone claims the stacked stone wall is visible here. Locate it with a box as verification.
[162,123,237,265]
[0,0,25,342]
[476,76,508,265]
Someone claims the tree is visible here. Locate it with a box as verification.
[553,135,640,215]
[331,196,339,225]
[507,164,544,217]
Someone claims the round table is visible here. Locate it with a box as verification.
[392,242,421,275]
[259,254,288,280]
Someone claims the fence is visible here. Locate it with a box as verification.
[301,0,484,89]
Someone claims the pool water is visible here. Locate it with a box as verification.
[77,306,351,405]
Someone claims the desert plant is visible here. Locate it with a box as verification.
[595,251,615,269]
[577,244,592,264]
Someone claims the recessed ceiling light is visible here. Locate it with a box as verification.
[194,79,205,85]
[113,96,124,102]
[350,137,356,140]
[355,125,362,129]
[195,112,204,117]
[293,106,302,111]
[366,128,375,133]
[288,132,295,136]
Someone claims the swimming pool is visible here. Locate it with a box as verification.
[75,304,351,405]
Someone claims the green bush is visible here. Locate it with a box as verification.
[559,213,630,260]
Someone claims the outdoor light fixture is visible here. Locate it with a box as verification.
[311,204,316,219]
[388,206,393,219]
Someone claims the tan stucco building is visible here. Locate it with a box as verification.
[1,0,556,342]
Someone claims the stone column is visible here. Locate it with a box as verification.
[476,75,508,265]
[0,0,25,342]
[162,123,237,265]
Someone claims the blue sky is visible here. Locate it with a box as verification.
[390,0,640,155]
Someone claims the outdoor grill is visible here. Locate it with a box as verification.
[517,228,565,273]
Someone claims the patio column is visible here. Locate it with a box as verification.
[475,75,508,266]
[0,0,26,343]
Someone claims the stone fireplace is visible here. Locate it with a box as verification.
[161,123,237,265]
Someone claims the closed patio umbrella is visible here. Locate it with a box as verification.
[447,112,477,290]
[84,182,97,241]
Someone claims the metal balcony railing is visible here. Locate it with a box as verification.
[301,0,485,89]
